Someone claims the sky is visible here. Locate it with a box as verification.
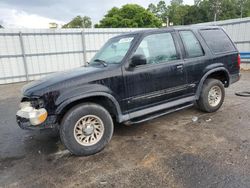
[0,0,194,28]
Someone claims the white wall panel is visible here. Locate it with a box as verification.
[0,25,248,84]
[0,28,141,84]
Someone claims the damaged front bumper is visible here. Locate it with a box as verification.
[16,102,57,130]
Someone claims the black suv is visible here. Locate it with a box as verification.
[16,26,240,156]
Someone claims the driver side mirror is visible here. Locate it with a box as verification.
[129,54,147,68]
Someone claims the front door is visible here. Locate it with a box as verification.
[123,31,188,114]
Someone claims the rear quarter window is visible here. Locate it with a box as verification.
[199,29,236,54]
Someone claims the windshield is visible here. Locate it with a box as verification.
[90,35,135,65]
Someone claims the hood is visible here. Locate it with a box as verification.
[22,66,102,96]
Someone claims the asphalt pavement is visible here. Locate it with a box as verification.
[0,72,250,188]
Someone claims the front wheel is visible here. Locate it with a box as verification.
[196,78,225,113]
[60,103,114,156]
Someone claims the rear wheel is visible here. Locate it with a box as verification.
[60,103,114,156]
[196,78,225,112]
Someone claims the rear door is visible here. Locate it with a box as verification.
[177,28,239,96]
[177,30,208,95]
[123,31,188,113]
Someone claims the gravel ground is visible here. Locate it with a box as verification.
[0,71,250,188]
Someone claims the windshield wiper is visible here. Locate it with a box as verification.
[93,59,108,67]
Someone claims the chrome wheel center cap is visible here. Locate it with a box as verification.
[83,124,94,136]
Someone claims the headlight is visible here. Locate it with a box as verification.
[29,108,48,125]
[17,102,48,126]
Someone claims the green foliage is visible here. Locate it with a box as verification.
[194,0,202,5]
[147,0,250,26]
[245,0,250,16]
[171,0,184,5]
[147,1,168,23]
[62,16,92,28]
[184,4,209,24]
[168,3,189,25]
[66,0,250,29]
[201,0,250,21]
[95,4,162,28]
[148,3,158,15]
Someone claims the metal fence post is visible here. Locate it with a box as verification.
[19,32,29,81]
[81,30,87,65]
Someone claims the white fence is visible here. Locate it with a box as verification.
[0,28,143,84]
[1,19,250,84]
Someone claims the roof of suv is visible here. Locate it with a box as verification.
[118,25,221,37]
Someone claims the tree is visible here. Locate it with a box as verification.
[171,0,183,5]
[95,4,162,28]
[209,0,222,21]
[0,25,3,28]
[156,1,169,23]
[219,0,238,20]
[194,0,202,5]
[148,0,201,26]
[149,0,209,25]
[163,0,189,25]
[148,1,169,25]
[148,3,158,15]
[184,3,209,24]
[97,1,250,28]
[245,0,250,16]
[197,0,250,21]
[237,0,250,18]
[62,16,92,28]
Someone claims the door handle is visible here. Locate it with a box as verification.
[176,65,184,70]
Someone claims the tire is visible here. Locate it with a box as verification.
[60,103,114,156]
[196,78,225,113]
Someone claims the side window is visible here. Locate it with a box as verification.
[179,31,204,58]
[200,29,236,54]
[134,32,179,65]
